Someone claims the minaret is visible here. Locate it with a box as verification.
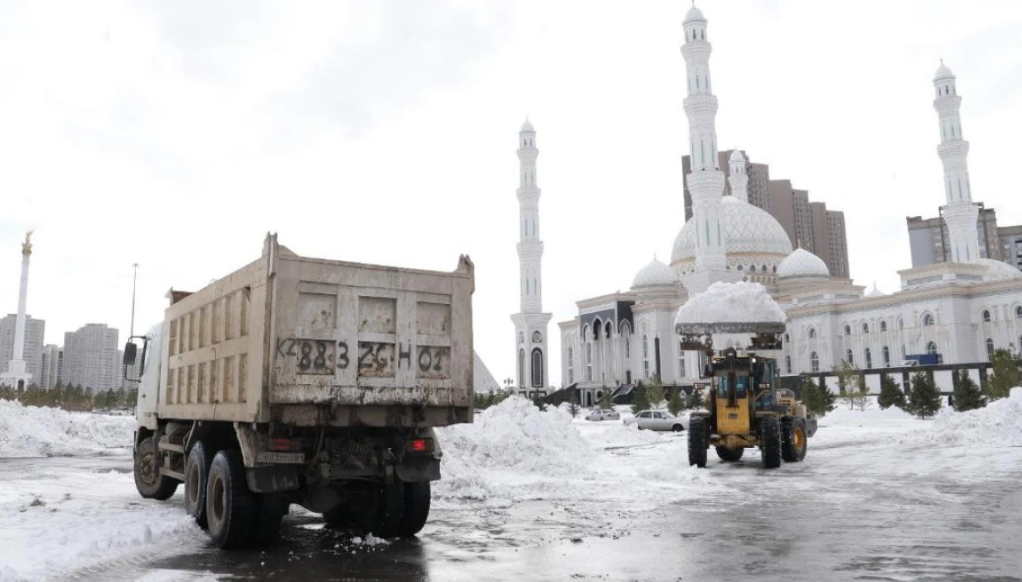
[510,119,552,392]
[933,61,980,263]
[728,149,749,203]
[682,4,728,289]
[1,231,35,389]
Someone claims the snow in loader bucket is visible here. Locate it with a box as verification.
[675,322,786,351]
[673,282,787,352]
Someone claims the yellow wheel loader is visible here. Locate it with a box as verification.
[676,322,817,469]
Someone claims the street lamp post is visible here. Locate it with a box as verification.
[130,263,139,337]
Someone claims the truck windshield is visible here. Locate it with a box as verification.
[716,375,748,398]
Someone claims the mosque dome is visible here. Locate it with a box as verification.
[684,5,706,23]
[729,149,745,163]
[934,62,954,81]
[866,282,886,297]
[972,258,1022,282]
[777,248,830,280]
[632,257,679,288]
[520,119,535,133]
[671,197,793,269]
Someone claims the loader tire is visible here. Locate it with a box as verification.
[184,441,211,529]
[781,417,808,463]
[248,493,288,548]
[206,450,255,549]
[688,417,708,468]
[715,446,744,462]
[397,481,431,537]
[323,504,354,528]
[760,416,782,469]
[134,436,179,501]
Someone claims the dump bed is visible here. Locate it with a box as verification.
[156,234,474,427]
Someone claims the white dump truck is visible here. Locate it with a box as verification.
[124,234,474,549]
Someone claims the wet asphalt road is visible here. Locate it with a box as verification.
[7,438,1022,582]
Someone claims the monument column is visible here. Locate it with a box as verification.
[2,231,35,389]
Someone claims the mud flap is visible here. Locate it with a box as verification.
[246,465,300,493]
[395,457,441,482]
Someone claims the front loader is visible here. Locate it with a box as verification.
[676,321,817,469]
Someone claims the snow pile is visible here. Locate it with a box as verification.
[0,399,134,458]
[433,396,594,501]
[917,387,1022,447]
[675,281,786,325]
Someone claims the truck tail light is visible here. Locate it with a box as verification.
[269,438,292,451]
[411,438,431,452]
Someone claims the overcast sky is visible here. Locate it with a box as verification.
[2,0,1021,389]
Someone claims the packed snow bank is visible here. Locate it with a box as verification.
[0,399,134,458]
[919,387,1022,447]
[675,281,786,325]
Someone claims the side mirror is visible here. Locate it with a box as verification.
[124,342,138,366]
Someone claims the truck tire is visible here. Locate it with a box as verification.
[248,493,288,548]
[134,436,178,500]
[760,416,782,469]
[397,481,431,537]
[184,441,211,529]
[206,450,255,549]
[356,482,405,539]
[781,417,808,462]
[688,417,708,468]
[715,446,744,462]
[323,504,353,529]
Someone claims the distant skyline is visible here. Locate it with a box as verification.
[1,1,1021,388]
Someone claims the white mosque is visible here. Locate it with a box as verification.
[529,5,1022,405]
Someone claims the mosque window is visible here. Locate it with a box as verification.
[737,265,743,271]
[784,333,789,343]
[880,321,888,332]
[846,349,853,365]
[533,331,543,343]
[585,344,593,381]
[1016,306,1022,319]
[643,336,648,358]
[926,341,937,356]
[808,328,816,339]
[678,346,686,378]
[518,349,525,386]
[922,313,935,326]
[810,352,819,373]
[844,325,851,336]
[883,346,890,367]
[531,349,544,387]
[865,348,873,369]
[986,338,995,360]
[862,323,869,334]
[785,356,791,374]
[982,310,991,322]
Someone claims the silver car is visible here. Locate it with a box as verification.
[585,408,621,421]
[623,410,688,432]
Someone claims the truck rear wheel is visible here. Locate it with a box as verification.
[781,417,807,462]
[184,441,211,529]
[715,446,744,462]
[134,436,179,500]
[356,482,405,538]
[688,417,708,468]
[206,450,255,549]
[397,481,431,537]
[248,493,288,548]
[760,416,782,469]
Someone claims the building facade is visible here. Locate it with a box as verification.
[62,324,122,391]
[1000,225,1022,270]
[554,7,1022,397]
[907,205,1003,267]
[40,344,62,389]
[0,314,45,384]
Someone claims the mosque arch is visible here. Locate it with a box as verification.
[882,346,890,367]
[810,352,819,373]
[921,312,935,326]
[865,348,873,369]
[808,328,817,340]
[982,309,991,323]
[926,341,938,356]
[592,318,603,340]
[518,349,525,387]
[1015,305,1022,319]
[531,348,544,387]
[880,320,888,332]
[846,349,854,365]
[985,338,995,360]
[844,324,851,336]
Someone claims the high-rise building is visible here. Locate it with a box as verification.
[683,150,772,220]
[825,210,849,279]
[0,314,45,384]
[40,344,62,389]
[907,204,1002,267]
[1000,224,1022,270]
[62,324,121,391]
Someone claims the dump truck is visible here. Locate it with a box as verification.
[124,233,474,548]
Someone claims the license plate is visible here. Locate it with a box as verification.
[728,413,739,419]
[256,452,305,464]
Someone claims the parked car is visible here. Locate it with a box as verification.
[586,408,621,421]
[623,410,688,432]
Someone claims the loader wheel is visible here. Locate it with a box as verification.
[760,416,782,469]
[248,493,288,548]
[715,446,744,462]
[134,436,179,501]
[397,481,431,537]
[688,417,708,468]
[782,417,808,463]
[356,481,406,538]
[206,450,255,549]
[184,441,211,529]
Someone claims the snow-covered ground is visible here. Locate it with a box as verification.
[2,391,1021,581]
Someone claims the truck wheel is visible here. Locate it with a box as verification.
[134,436,178,500]
[688,417,708,468]
[248,493,288,548]
[397,481,431,537]
[184,442,211,529]
[206,450,255,549]
[323,504,353,529]
[781,417,807,462]
[760,416,782,469]
[715,446,744,462]
[356,482,405,538]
